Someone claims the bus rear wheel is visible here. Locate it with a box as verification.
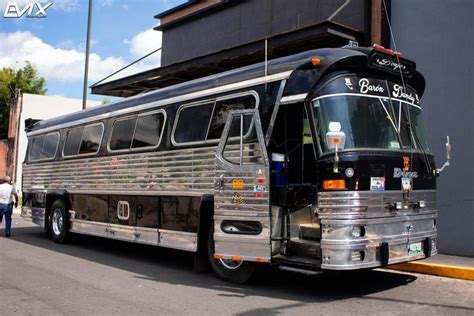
[49,200,70,243]
[207,227,255,284]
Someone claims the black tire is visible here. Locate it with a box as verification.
[49,200,70,243]
[207,226,255,284]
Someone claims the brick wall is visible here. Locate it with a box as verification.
[0,139,7,177]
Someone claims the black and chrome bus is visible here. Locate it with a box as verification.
[22,44,450,283]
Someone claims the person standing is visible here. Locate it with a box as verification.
[0,176,18,237]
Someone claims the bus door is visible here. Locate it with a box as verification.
[213,109,272,262]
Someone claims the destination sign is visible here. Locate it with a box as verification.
[322,76,420,105]
[367,50,416,78]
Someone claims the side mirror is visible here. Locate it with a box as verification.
[436,136,451,175]
[446,136,451,160]
[326,122,346,173]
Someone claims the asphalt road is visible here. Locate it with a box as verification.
[1,215,473,316]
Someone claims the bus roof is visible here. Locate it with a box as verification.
[27,47,424,135]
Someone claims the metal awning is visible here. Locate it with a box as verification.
[91,21,362,97]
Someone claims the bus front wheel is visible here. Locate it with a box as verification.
[207,226,255,284]
[49,200,70,243]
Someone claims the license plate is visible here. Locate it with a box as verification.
[409,242,422,256]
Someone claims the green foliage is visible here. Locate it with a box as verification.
[101,98,111,105]
[0,62,47,139]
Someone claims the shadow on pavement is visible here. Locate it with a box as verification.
[2,225,429,307]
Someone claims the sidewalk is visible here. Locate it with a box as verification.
[389,254,474,281]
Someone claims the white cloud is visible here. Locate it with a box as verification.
[0,29,163,85]
[125,29,162,65]
[0,31,125,82]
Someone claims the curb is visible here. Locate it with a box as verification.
[388,261,474,281]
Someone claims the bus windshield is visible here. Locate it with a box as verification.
[313,94,432,154]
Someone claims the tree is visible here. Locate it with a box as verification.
[0,62,47,139]
[101,98,111,105]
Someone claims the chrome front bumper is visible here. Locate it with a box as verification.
[316,190,438,270]
[320,212,437,270]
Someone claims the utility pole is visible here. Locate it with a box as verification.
[82,0,93,110]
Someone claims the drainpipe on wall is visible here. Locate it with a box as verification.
[371,0,382,45]
[7,89,22,184]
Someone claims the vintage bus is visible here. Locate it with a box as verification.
[21,44,449,283]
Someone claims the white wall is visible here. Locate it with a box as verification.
[15,94,100,191]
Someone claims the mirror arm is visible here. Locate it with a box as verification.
[436,161,450,175]
[436,136,451,175]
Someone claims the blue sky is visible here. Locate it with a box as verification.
[0,0,186,101]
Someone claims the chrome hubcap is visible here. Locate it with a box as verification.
[219,258,243,270]
[52,209,63,236]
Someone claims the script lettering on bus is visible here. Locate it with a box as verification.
[393,168,418,179]
[376,58,407,72]
[392,84,418,103]
[358,78,384,94]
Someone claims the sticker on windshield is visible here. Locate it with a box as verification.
[345,78,354,90]
[370,177,385,191]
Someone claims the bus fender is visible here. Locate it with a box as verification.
[45,190,71,231]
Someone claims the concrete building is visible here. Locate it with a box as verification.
[88,0,473,257]
[391,0,473,257]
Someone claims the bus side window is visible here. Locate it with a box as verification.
[29,136,44,161]
[109,112,165,151]
[207,95,256,140]
[41,133,59,159]
[109,117,137,151]
[63,127,83,156]
[174,102,214,144]
[132,113,164,149]
[79,124,103,154]
[29,132,59,161]
[222,113,262,166]
[64,123,103,157]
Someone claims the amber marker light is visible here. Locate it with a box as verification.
[231,256,241,261]
[323,179,347,190]
[213,254,223,259]
[311,57,321,67]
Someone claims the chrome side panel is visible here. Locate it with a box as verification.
[317,190,438,270]
[70,219,197,251]
[23,147,214,253]
[70,219,159,245]
[159,229,198,252]
[22,146,219,194]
